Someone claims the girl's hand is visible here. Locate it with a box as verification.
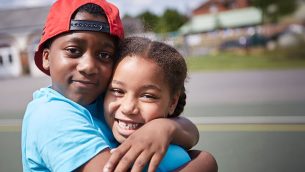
[103,118,174,172]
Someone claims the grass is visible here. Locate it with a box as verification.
[186,51,305,72]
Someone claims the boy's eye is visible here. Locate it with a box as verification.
[98,52,113,62]
[66,47,82,57]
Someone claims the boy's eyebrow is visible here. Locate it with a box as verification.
[100,41,115,49]
[64,37,88,46]
[67,36,115,49]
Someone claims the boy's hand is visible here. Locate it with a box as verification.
[103,118,173,172]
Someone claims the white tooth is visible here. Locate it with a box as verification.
[128,124,133,129]
[118,120,126,128]
[132,124,137,129]
[118,120,139,130]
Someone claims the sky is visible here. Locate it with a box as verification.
[0,0,206,16]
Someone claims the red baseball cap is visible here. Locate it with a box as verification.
[35,0,124,75]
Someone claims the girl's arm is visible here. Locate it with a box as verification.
[103,117,199,172]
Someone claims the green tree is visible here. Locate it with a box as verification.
[155,9,188,33]
[137,9,188,33]
[137,11,159,32]
[251,0,297,23]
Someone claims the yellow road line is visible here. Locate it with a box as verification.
[1,124,305,132]
[197,124,305,132]
[0,125,21,132]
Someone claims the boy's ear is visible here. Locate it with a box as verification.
[42,49,50,71]
[168,92,180,116]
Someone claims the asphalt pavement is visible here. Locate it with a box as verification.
[1,69,305,119]
[1,69,305,172]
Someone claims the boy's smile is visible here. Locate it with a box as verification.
[70,77,98,91]
[71,79,97,88]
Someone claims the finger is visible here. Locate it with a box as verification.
[110,148,117,154]
[103,144,131,172]
[130,151,153,172]
[114,147,142,172]
[147,151,165,172]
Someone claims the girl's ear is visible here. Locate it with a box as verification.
[168,92,180,116]
[42,49,50,71]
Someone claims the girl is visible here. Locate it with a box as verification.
[104,37,218,171]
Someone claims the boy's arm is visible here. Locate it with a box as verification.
[76,149,111,172]
[174,150,218,172]
[103,117,199,172]
[170,116,199,149]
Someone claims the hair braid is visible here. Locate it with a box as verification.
[170,86,186,118]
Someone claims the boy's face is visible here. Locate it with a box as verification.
[42,12,115,105]
[104,56,179,143]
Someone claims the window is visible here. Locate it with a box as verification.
[8,54,13,63]
[0,55,3,65]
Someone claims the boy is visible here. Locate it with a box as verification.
[22,1,199,172]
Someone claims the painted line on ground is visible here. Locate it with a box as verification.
[196,124,305,132]
[1,116,305,132]
[187,116,305,124]
[187,116,305,132]
[0,119,21,132]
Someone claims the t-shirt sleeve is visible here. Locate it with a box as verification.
[157,144,191,172]
[30,101,109,172]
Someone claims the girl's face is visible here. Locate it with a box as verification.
[104,55,179,143]
[42,12,115,105]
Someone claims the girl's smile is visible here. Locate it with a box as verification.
[104,55,179,143]
[114,118,144,137]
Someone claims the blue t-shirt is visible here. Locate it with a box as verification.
[22,87,114,172]
[22,87,190,172]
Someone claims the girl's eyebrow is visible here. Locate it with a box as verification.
[112,80,162,91]
[112,80,124,86]
[141,84,161,91]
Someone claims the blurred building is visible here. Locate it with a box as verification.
[178,0,263,56]
[0,6,49,78]
[192,0,250,15]
[180,0,261,34]
[178,0,305,56]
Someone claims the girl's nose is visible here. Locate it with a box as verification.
[121,97,139,115]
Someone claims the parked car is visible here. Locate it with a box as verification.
[220,33,269,50]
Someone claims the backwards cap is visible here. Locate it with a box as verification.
[35,0,124,75]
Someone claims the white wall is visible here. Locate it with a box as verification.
[0,46,22,77]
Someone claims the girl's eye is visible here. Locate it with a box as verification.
[110,88,124,97]
[98,52,113,62]
[142,94,158,101]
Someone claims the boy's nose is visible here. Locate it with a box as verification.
[121,97,139,115]
[77,54,98,75]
